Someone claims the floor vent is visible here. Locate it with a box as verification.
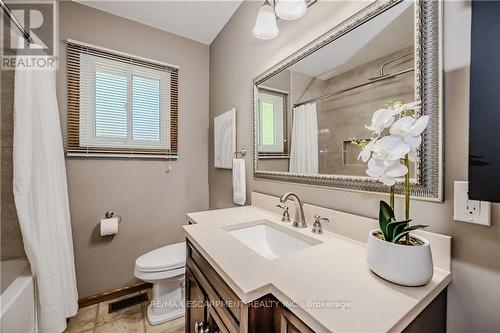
[108,293,148,314]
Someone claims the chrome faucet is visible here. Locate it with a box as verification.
[276,204,291,223]
[279,192,307,228]
[312,215,330,234]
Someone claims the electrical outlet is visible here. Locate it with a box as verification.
[454,181,491,226]
[466,199,480,216]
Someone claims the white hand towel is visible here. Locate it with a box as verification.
[232,158,246,205]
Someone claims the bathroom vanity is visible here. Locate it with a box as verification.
[185,239,314,333]
[183,193,452,333]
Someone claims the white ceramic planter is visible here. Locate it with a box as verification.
[366,229,434,286]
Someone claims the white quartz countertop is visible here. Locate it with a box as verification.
[183,206,452,333]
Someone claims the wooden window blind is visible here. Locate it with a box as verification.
[66,40,178,158]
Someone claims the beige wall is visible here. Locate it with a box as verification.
[209,1,500,332]
[58,2,209,298]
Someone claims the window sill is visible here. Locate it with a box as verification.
[66,152,178,160]
[258,154,290,160]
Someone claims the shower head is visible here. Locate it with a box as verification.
[368,51,414,81]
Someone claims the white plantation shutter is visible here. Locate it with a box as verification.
[258,90,286,153]
[67,40,178,158]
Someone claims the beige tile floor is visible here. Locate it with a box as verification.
[65,289,184,333]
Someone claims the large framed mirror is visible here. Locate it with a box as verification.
[253,0,442,201]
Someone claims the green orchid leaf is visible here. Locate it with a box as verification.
[379,201,395,240]
[393,225,429,243]
[404,224,429,232]
[392,221,411,242]
[393,231,410,243]
[386,219,411,242]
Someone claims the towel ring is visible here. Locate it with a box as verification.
[233,148,247,159]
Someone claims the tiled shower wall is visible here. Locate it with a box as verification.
[1,70,25,260]
[319,47,414,175]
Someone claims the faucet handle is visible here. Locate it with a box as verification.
[276,204,291,223]
[312,215,329,234]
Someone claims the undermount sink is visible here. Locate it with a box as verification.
[225,221,321,260]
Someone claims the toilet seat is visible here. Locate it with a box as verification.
[135,242,186,273]
[135,266,185,282]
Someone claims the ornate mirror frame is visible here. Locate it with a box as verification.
[252,0,443,202]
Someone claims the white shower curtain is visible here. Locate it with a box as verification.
[289,103,319,174]
[13,66,78,332]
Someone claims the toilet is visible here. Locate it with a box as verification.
[134,242,186,325]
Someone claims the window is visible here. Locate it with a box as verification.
[66,41,178,158]
[258,90,286,153]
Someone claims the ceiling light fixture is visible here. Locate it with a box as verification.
[275,0,307,20]
[253,0,314,40]
[252,0,280,40]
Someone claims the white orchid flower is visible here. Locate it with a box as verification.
[364,135,410,186]
[358,101,427,187]
[365,108,395,134]
[382,162,409,186]
[366,157,408,186]
[357,138,376,163]
[370,135,410,165]
[389,115,429,162]
[390,115,430,148]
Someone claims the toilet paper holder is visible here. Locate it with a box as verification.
[104,211,121,222]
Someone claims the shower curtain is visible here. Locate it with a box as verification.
[289,103,319,174]
[13,65,78,332]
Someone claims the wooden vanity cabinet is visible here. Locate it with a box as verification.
[185,240,446,333]
[206,306,230,333]
[185,269,207,333]
[185,241,314,333]
[274,304,314,333]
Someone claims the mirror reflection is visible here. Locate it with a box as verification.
[256,1,415,177]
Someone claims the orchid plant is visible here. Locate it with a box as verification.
[352,101,429,244]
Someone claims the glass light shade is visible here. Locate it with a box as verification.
[252,2,279,40]
[275,0,307,20]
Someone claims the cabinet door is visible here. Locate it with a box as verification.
[275,306,314,333]
[207,307,229,333]
[186,269,207,333]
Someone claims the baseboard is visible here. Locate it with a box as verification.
[78,282,152,308]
